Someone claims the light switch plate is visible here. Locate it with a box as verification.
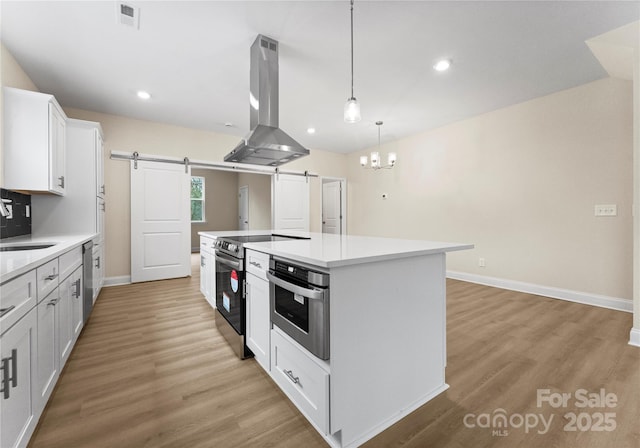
[594,204,617,217]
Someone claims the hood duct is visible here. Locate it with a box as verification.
[224,35,309,166]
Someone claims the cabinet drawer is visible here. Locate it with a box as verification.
[271,327,330,434]
[0,270,37,336]
[200,237,214,253]
[246,249,269,280]
[36,258,59,301]
[59,246,82,281]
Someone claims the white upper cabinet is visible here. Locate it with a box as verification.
[3,87,67,195]
[31,119,105,241]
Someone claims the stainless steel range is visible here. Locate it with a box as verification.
[213,233,307,359]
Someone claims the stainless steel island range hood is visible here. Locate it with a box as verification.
[224,35,309,166]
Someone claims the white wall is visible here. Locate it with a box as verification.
[347,78,633,301]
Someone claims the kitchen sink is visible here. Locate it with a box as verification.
[0,243,56,252]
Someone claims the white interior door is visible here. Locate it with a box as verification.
[239,185,249,230]
[131,160,191,283]
[322,180,341,234]
[272,174,309,231]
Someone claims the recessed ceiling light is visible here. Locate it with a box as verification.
[433,59,451,72]
[136,90,151,100]
[307,127,316,134]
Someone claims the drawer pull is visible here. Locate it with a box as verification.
[0,306,15,318]
[249,261,262,269]
[45,273,59,281]
[284,369,300,385]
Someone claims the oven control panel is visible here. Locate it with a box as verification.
[215,239,240,256]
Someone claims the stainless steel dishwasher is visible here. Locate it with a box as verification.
[82,240,94,323]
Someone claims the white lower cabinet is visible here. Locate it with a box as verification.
[200,246,212,300]
[57,277,74,368]
[0,306,37,448]
[246,249,271,372]
[271,327,330,435]
[92,243,104,302]
[35,288,59,411]
[69,267,84,342]
[1,243,86,448]
[199,236,215,308]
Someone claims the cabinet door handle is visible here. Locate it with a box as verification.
[0,357,9,399]
[58,176,65,188]
[1,349,18,399]
[95,256,101,269]
[101,202,106,212]
[45,273,59,281]
[72,279,81,298]
[284,369,300,385]
[10,349,17,389]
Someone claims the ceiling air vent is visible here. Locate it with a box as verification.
[117,3,140,29]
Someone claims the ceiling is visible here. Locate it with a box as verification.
[2,1,638,154]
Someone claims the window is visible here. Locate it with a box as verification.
[191,176,205,222]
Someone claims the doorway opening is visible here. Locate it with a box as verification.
[321,177,347,235]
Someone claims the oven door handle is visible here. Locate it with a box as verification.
[266,272,325,301]
[215,252,243,270]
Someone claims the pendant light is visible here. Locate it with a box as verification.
[344,0,361,123]
[360,121,397,170]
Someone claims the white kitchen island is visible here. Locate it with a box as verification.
[200,231,472,448]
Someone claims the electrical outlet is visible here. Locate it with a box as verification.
[478,257,486,267]
[594,204,617,217]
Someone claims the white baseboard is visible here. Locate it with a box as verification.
[103,275,131,287]
[630,328,640,347]
[447,271,633,313]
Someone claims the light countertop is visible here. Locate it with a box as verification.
[199,230,472,268]
[0,233,97,284]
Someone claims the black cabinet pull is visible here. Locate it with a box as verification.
[10,349,17,388]
[0,349,17,400]
[1,357,9,399]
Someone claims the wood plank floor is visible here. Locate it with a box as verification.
[28,255,639,448]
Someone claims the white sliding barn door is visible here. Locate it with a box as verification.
[131,160,191,283]
[272,174,309,231]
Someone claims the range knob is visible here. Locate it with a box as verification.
[229,244,237,252]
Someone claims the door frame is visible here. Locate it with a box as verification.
[320,177,347,236]
[239,185,249,230]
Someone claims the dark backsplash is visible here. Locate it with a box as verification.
[1,189,31,239]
